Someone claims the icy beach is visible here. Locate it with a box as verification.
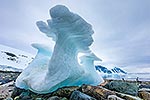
[0,71,150,100]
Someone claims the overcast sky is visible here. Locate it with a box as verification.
[0,0,150,72]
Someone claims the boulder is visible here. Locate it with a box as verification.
[139,84,150,89]
[60,97,68,100]
[11,86,78,99]
[79,84,115,100]
[19,91,32,100]
[138,91,150,100]
[107,95,125,100]
[35,98,42,100]
[104,81,139,96]
[47,96,68,100]
[11,87,25,99]
[116,92,142,100]
[5,97,13,100]
[13,91,33,100]
[51,86,79,98]
[69,90,96,100]
[47,96,61,100]
[0,86,10,99]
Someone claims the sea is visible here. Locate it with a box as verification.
[124,73,150,81]
[103,73,150,81]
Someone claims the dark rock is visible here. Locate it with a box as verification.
[4,52,17,57]
[116,92,141,100]
[0,71,20,85]
[11,86,51,99]
[138,88,150,93]
[47,96,68,100]
[20,91,30,96]
[13,91,33,100]
[51,86,79,98]
[5,97,13,100]
[47,96,61,100]
[138,91,150,100]
[0,86,11,100]
[35,98,42,100]
[61,97,68,100]
[104,81,139,96]
[79,84,115,100]
[69,90,96,100]
[107,95,124,100]
[139,84,150,89]
[11,87,25,99]
[21,95,32,100]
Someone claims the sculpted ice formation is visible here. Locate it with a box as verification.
[73,53,103,85]
[36,21,57,41]
[15,43,52,89]
[15,5,104,94]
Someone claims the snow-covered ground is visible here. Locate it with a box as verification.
[0,65,22,72]
[0,44,34,70]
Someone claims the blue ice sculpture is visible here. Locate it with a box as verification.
[15,5,104,94]
[15,43,52,89]
[73,53,103,85]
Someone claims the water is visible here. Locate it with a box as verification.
[103,73,150,81]
[124,73,150,81]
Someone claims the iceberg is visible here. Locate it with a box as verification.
[77,53,103,85]
[16,5,103,94]
[15,43,52,89]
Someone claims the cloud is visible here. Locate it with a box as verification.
[0,0,150,72]
[89,0,150,70]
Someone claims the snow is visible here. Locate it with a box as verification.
[0,44,34,69]
[96,65,127,79]
[16,5,104,94]
[0,65,22,72]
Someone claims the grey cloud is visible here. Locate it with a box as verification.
[0,0,150,72]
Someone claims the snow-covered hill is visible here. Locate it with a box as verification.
[95,65,127,74]
[0,65,22,72]
[95,65,112,74]
[111,67,127,74]
[95,65,127,79]
[0,44,34,70]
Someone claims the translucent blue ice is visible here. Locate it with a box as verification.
[74,53,103,85]
[15,43,52,90]
[16,5,104,94]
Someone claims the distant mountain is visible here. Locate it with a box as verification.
[95,65,112,74]
[95,65,127,74]
[95,65,127,79]
[0,44,34,70]
[111,67,127,74]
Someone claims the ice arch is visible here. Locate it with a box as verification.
[78,53,103,85]
[16,5,103,94]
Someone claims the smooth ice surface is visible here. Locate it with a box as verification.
[16,5,103,94]
[16,43,52,89]
[75,53,103,85]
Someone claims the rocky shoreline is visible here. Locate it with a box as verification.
[0,71,150,100]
